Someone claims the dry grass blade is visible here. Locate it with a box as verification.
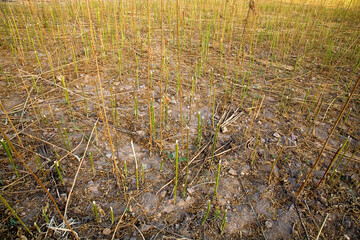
[315,213,329,240]
[64,119,98,218]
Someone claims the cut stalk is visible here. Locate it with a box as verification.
[131,140,139,191]
[93,201,99,223]
[202,200,211,225]
[214,160,222,197]
[183,126,190,197]
[174,140,179,204]
[1,139,19,178]
[220,209,227,234]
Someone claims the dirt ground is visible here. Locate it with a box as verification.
[1,1,360,240]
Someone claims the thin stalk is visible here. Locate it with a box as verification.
[269,85,323,183]
[220,209,227,234]
[93,201,99,223]
[330,144,360,190]
[183,126,190,197]
[1,139,19,178]
[89,152,95,176]
[202,200,211,225]
[131,140,139,191]
[297,76,359,197]
[36,154,45,178]
[64,128,72,152]
[86,0,122,192]
[0,193,32,235]
[42,209,49,224]
[110,207,114,224]
[147,0,153,151]
[174,140,179,204]
[318,136,350,186]
[176,0,184,147]
[214,160,222,197]
[328,141,350,184]
[251,128,260,165]
[55,161,64,185]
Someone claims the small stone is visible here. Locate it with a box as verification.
[103,228,111,235]
[273,132,281,138]
[141,224,153,232]
[187,188,195,194]
[88,184,100,195]
[160,191,167,198]
[319,196,327,205]
[228,168,237,176]
[344,234,350,240]
[265,220,273,228]
[221,126,228,133]
[137,130,145,136]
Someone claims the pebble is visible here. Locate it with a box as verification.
[319,196,327,205]
[228,168,237,176]
[103,228,111,235]
[187,188,195,194]
[273,132,281,138]
[137,130,145,136]
[160,191,167,198]
[141,224,153,232]
[265,220,273,228]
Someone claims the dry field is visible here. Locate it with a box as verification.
[0,0,359,239]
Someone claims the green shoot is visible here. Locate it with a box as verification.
[202,200,211,225]
[54,161,64,185]
[110,207,114,224]
[93,201,99,223]
[220,209,227,234]
[131,140,139,191]
[183,126,190,197]
[36,154,45,178]
[89,152,95,176]
[1,139,19,177]
[214,160,222,197]
[174,140,179,204]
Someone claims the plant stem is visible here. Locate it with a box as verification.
[174,140,179,204]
